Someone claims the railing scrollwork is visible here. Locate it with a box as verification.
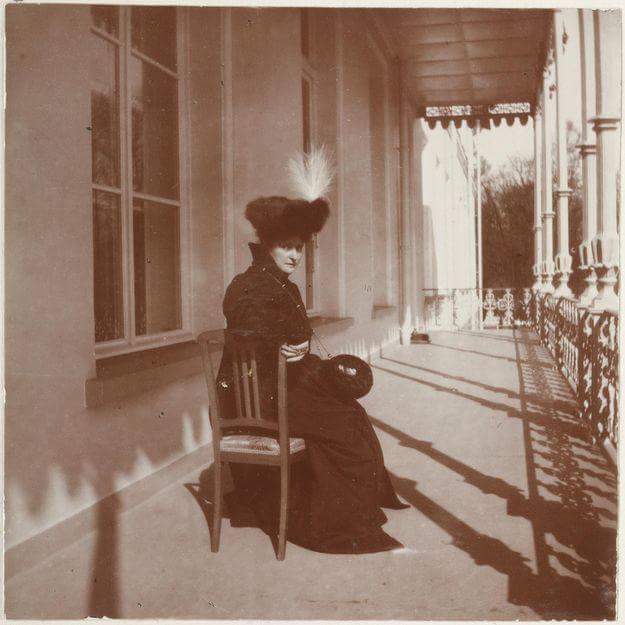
[531,292,618,450]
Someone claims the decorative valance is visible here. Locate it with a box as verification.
[420,102,533,130]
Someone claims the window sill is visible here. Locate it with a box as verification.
[86,329,224,409]
[372,305,397,319]
[85,318,355,409]
[309,315,355,335]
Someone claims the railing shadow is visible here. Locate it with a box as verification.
[386,470,612,619]
[369,327,616,617]
[88,477,120,618]
[380,356,580,419]
[371,363,591,447]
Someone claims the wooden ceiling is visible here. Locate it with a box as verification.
[376,9,552,112]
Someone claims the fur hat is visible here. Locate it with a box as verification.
[245,146,334,244]
[245,196,329,243]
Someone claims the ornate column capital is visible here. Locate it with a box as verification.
[554,188,572,197]
[577,142,597,156]
[591,116,620,132]
[578,240,595,269]
[555,253,573,274]
[592,233,619,269]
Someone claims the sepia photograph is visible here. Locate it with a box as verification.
[3,0,621,620]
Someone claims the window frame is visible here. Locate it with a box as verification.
[301,12,320,315]
[91,7,192,359]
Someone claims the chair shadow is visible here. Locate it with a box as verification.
[184,466,217,543]
[184,464,281,557]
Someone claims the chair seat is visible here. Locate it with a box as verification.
[220,434,306,455]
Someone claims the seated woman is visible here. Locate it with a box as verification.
[217,152,407,554]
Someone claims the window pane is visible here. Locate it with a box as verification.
[91,6,119,36]
[133,199,181,336]
[91,35,120,187]
[131,7,177,71]
[130,57,180,200]
[93,190,124,342]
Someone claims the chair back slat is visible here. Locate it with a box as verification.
[231,359,243,418]
[240,353,253,418]
[250,352,262,419]
[197,330,289,440]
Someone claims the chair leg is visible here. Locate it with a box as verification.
[277,461,289,561]
[211,460,223,553]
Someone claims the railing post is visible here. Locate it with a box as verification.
[554,298,562,367]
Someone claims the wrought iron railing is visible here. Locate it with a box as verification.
[423,287,532,330]
[423,287,618,451]
[531,293,618,450]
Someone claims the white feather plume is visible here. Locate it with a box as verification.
[287,145,335,201]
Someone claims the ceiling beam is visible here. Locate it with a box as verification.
[399,35,541,50]
[408,88,534,106]
[392,16,545,32]
[403,56,537,78]
[380,8,548,28]
[408,69,535,84]
[402,39,540,63]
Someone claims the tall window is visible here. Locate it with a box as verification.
[301,9,317,311]
[90,6,184,350]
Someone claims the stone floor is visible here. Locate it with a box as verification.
[5,329,618,620]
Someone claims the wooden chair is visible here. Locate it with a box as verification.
[196,330,307,560]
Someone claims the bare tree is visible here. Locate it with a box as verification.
[481,122,583,293]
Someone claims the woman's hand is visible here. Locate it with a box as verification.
[281,340,310,362]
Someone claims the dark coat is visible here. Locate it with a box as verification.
[218,243,408,553]
[217,242,312,421]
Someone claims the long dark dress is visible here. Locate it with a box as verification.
[217,243,407,554]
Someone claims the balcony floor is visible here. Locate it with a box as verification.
[5,329,617,620]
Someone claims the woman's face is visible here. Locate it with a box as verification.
[268,238,304,274]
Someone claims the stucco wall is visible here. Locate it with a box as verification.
[5,5,220,549]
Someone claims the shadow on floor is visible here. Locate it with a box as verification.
[87,483,121,618]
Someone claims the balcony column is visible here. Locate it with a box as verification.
[590,10,621,310]
[541,61,555,294]
[553,10,573,298]
[475,119,483,329]
[577,9,599,306]
[399,73,415,343]
[532,106,543,293]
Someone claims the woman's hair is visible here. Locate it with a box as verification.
[245,195,329,245]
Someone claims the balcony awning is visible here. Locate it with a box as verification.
[377,8,552,128]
